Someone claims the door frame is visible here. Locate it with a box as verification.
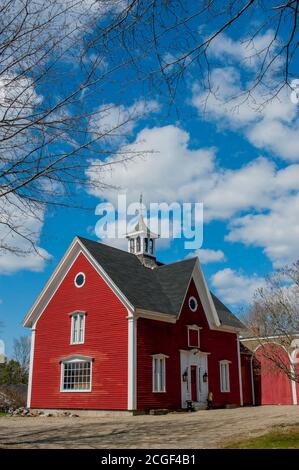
[180,349,209,408]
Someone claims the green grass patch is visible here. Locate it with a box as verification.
[0,412,8,417]
[225,426,299,449]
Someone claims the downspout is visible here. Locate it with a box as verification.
[237,334,243,406]
[250,354,255,406]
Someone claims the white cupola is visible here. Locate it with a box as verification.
[126,195,159,266]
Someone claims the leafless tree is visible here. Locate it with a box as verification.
[13,336,31,373]
[0,0,154,258]
[98,1,299,104]
[242,261,299,382]
[1,1,298,258]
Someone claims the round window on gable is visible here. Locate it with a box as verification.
[189,296,198,312]
[74,272,85,288]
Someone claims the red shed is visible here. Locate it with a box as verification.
[24,216,245,413]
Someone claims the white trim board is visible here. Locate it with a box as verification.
[127,312,137,410]
[23,237,134,328]
[26,327,36,408]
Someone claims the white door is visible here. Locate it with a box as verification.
[180,350,208,408]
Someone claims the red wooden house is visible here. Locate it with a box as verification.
[23,216,245,413]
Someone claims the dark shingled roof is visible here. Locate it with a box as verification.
[155,258,197,314]
[78,237,243,329]
[210,292,244,329]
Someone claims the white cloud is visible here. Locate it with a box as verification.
[211,268,264,305]
[90,99,160,145]
[192,39,299,161]
[87,124,299,266]
[204,157,276,221]
[0,195,50,275]
[190,248,226,264]
[87,125,217,205]
[209,30,278,70]
[1,1,117,75]
[226,193,299,268]
[0,74,42,160]
[247,118,299,161]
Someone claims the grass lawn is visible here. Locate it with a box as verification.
[225,426,299,449]
[0,412,8,417]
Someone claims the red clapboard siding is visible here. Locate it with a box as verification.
[30,252,128,410]
[137,279,241,410]
[254,344,292,405]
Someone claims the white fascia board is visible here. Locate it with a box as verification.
[188,259,243,332]
[135,309,176,323]
[240,333,299,341]
[23,237,134,328]
[219,325,244,333]
[189,259,221,329]
[23,237,79,327]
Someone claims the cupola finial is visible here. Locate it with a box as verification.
[139,193,143,217]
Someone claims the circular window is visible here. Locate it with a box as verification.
[188,296,198,312]
[74,272,85,288]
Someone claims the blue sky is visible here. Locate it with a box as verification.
[1,3,299,357]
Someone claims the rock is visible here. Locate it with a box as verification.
[149,409,169,415]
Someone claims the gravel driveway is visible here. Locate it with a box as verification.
[0,406,299,448]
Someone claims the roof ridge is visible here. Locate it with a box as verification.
[78,236,136,258]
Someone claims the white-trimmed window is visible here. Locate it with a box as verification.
[60,357,92,392]
[70,312,86,344]
[219,360,231,392]
[188,296,198,312]
[187,325,201,348]
[152,354,168,392]
[74,272,85,288]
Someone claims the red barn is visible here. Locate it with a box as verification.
[23,216,245,413]
[240,338,299,406]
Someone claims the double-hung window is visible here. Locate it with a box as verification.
[71,312,85,344]
[219,360,231,392]
[152,354,168,392]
